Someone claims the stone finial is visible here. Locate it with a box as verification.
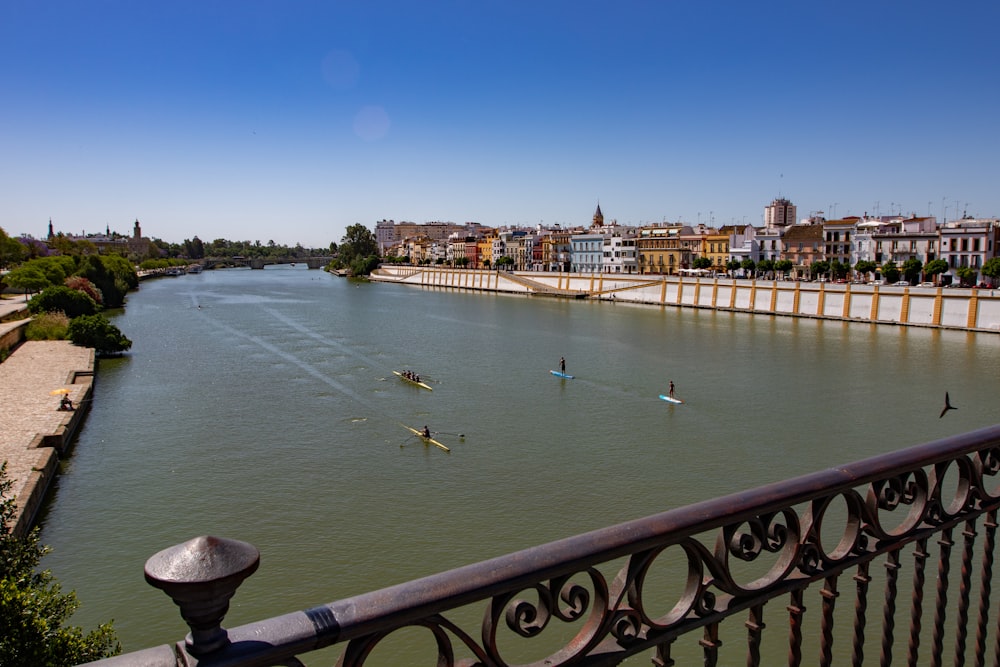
[144,536,260,655]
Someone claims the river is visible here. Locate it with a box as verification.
[37,265,1000,662]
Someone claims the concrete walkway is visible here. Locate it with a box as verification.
[0,340,95,536]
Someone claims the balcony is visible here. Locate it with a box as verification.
[90,424,1000,666]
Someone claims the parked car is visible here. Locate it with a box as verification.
[917,282,935,287]
[893,281,910,286]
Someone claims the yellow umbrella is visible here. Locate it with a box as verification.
[50,388,71,395]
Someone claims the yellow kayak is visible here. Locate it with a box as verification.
[393,371,433,391]
[403,425,450,452]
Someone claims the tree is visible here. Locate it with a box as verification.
[740,259,756,277]
[774,259,793,278]
[67,314,132,355]
[810,260,830,280]
[902,258,923,284]
[956,266,976,286]
[28,286,99,319]
[692,256,712,270]
[757,258,775,278]
[924,259,949,284]
[981,257,1000,286]
[855,260,878,281]
[0,227,26,269]
[725,259,741,277]
[3,265,50,301]
[881,261,900,284]
[0,463,120,665]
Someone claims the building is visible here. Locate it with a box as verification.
[570,232,604,273]
[637,225,686,275]
[938,217,1000,284]
[764,198,797,229]
[781,223,824,277]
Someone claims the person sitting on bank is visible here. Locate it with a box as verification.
[59,395,74,411]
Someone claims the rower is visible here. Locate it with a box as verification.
[422,425,431,438]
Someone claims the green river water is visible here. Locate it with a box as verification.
[37,265,1000,664]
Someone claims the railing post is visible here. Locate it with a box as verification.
[143,535,260,656]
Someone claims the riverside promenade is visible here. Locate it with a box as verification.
[0,299,95,536]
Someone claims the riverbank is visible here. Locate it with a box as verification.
[0,335,94,537]
[369,266,1000,333]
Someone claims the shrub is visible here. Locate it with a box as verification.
[67,314,132,355]
[0,463,121,664]
[65,276,103,306]
[25,312,70,341]
[28,286,99,319]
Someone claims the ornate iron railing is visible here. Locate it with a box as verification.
[89,424,1000,666]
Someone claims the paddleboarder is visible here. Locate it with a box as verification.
[668,381,675,399]
[560,357,566,373]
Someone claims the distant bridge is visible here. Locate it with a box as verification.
[201,256,334,270]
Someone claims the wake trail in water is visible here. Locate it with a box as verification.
[197,310,388,418]
[261,306,386,371]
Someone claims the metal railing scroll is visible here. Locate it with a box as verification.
[88,424,1000,666]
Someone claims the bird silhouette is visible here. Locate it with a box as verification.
[939,392,957,418]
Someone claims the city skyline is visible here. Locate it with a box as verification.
[2,1,998,247]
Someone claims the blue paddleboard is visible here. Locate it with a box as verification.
[659,394,684,404]
[550,370,575,379]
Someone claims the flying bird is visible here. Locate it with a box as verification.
[939,392,957,418]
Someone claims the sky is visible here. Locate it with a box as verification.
[2,1,998,248]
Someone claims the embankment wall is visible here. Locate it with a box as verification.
[369,267,1000,333]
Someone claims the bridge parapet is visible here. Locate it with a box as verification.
[86,423,1000,666]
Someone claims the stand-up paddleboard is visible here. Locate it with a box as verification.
[659,394,684,404]
[550,370,575,379]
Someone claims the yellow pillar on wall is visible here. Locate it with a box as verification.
[932,289,943,325]
[816,283,825,316]
[967,293,979,329]
[842,284,851,319]
[792,283,800,314]
[870,286,880,321]
[660,277,667,304]
[899,289,910,323]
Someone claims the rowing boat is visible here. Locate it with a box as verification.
[403,425,450,452]
[393,371,433,391]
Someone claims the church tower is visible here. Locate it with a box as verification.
[133,219,142,239]
[592,203,604,228]
[48,218,54,240]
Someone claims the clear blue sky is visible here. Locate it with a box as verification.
[2,1,997,248]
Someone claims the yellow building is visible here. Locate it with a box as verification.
[705,228,731,273]
[637,225,686,274]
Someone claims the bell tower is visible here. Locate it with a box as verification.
[592,203,604,228]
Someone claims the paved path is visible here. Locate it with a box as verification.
[0,340,95,534]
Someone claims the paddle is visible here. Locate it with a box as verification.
[434,431,465,438]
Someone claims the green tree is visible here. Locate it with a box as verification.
[740,258,756,277]
[757,258,775,278]
[924,259,949,284]
[810,260,830,280]
[901,258,923,284]
[854,260,878,281]
[338,224,379,275]
[0,463,120,665]
[28,286,99,319]
[725,259,741,277]
[881,261,900,284]
[67,314,132,355]
[0,227,26,269]
[692,256,712,270]
[774,259,793,278]
[956,266,976,286]
[3,265,50,301]
[981,257,1000,286]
